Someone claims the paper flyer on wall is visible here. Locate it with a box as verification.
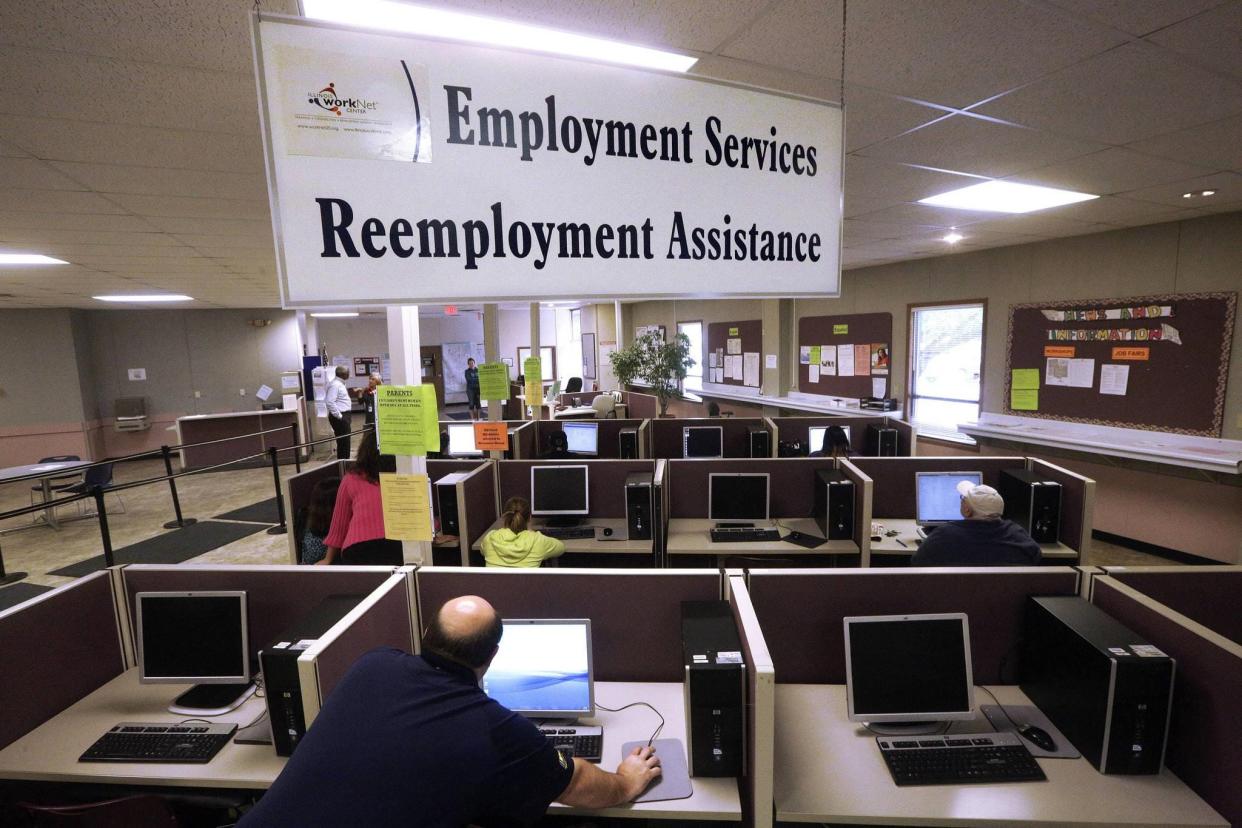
[1046,357,1095,388]
[820,345,836,375]
[727,338,742,355]
[872,378,886,398]
[742,352,760,387]
[799,345,811,365]
[870,344,890,375]
[708,352,717,368]
[1099,364,1130,395]
[808,364,820,383]
[838,344,855,376]
[853,344,870,376]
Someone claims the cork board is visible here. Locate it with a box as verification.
[797,312,893,398]
[1005,292,1236,436]
[706,319,762,388]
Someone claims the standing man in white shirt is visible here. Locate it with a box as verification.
[326,366,354,460]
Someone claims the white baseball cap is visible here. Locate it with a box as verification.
[956,481,1004,517]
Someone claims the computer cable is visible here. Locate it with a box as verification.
[595,701,665,747]
[975,684,1025,730]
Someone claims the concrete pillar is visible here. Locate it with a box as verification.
[529,302,542,421]
[483,303,502,423]
[386,305,431,565]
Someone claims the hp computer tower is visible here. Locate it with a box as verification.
[434,472,467,536]
[866,424,898,456]
[1021,597,1174,774]
[813,468,855,540]
[681,602,745,777]
[261,595,365,756]
[998,468,1062,543]
[618,428,639,459]
[748,428,771,458]
[625,471,653,540]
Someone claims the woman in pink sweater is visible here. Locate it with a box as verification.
[317,430,403,566]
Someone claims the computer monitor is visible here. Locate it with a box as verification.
[844,613,974,730]
[562,422,599,456]
[136,591,256,714]
[808,425,851,454]
[708,473,770,523]
[530,464,590,522]
[482,618,594,719]
[446,423,482,456]
[683,425,724,458]
[915,471,983,525]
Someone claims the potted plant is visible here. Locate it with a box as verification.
[638,331,695,417]
[608,339,644,390]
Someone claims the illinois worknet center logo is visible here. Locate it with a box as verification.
[276,45,431,163]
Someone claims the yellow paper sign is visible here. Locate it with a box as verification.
[1112,347,1150,361]
[523,357,543,407]
[809,345,821,364]
[728,327,739,336]
[376,384,440,455]
[833,323,849,335]
[379,472,432,541]
[1012,369,1040,390]
[1044,346,1075,358]
[477,362,510,400]
[474,421,508,451]
[1011,388,1039,411]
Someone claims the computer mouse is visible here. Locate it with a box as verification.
[1017,724,1056,752]
[601,527,613,537]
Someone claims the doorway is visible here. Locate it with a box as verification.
[420,345,445,410]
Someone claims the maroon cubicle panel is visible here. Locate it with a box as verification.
[311,576,415,704]
[1104,569,1241,647]
[1092,578,1240,828]
[850,457,1027,518]
[667,458,838,519]
[495,460,654,519]
[510,421,538,459]
[460,462,499,552]
[747,568,1080,685]
[0,572,125,750]
[621,391,658,420]
[651,417,770,459]
[535,418,647,459]
[1029,458,1093,553]
[414,568,720,682]
[770,416,878,456]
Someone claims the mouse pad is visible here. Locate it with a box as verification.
[781,530,825,549]
[619,738,693,802]
[981,704,1079,759]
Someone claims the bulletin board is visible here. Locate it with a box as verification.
[1005,292,1236,436]
[706,319,763,388]
[797,312,893,398]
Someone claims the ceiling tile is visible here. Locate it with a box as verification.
[104,194,270,220]
[841,86,945,152]
[0,139,32,158]
[1117,171,1242,207]
[1145,1,1242,80]
[0,189,128,215]
[1010,147,1217,194]
[0,157,88,191]
[844,154,980,205]
[977,42,1242,144]
[1042,0,1227,37]
[0,211,155,232]
[141,216,272,236]
[46,162,269,200]
[847,203,992,230]
[0,229,184,248]
[1126,113,1242,171]
[954,212,1114,237]
[1035,194,1204,226]
[688,54,836,100]
[721,0,843,80]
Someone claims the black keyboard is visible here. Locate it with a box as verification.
[709,527,781,543]
[538,726,603,762]
[542,526,596,540]
[877,732,1046,786]
[80,722,236,764]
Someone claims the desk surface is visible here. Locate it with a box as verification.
[868,518,1078,559]
[774,684,1226,826]
[473,518,654,554]
[0,460,92,482]
[667,518,859,556]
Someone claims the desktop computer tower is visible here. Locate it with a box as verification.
[748,428,771,458]
[998,468,1062,543]
[434,472,467,536]
[1020,596,1174,774]
[866,424,898,456]
[813,468,855,540]
[261,595,365,756]
[624,471,653,540]
[618,428,639,459]
[681,601,745,777]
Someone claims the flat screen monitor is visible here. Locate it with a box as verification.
[915,471,983,525]
[530,465,590,516]
[562,422,599,456]
[844,613,974,724]
[483,618,594,718]
[683,425,724,458]
[708,473,770,522]
[808,425,851,454]
[446,423,482,456]
[137,591,249,685]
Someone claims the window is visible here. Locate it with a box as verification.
[516,346,556,382]
[554,308,583,385]
[908,302,985,438]
[678,321,703,391]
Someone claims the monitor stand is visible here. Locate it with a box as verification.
[715,522,754,529]
[865,721,944,736]
[168,682,256,716]
[543,516,583,528]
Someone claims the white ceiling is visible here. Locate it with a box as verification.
[2,0,1242,308]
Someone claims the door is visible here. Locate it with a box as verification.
[420,346,445,408]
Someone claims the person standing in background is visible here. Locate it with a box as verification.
[325,365,353,460]
[362,372,382,428]
[465,357,482,420]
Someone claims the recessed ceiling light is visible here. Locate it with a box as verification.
[1182,192,1194,198]
[943,232,964,243]
[1202,190,1216,196]
[94,294,193,303]
[1182,189,1217,199]
[919,181,1097,214]
[301,0,699,73]
[0,253,69,265]
[310,311,360,318]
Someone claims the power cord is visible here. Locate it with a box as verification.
[975,684,1024,730]
[595,700,665,747]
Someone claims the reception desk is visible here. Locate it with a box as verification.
[176,409,306,471]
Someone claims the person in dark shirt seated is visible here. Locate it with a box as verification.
[910,481,1042,567]
[239,596,660,828]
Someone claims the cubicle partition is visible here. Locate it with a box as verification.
[652,417,772,459]
[1030,458,1095,556]
[838,459,874,566]
[850,456,1027,518]
[1090,575,1242,827]
[284,459,346,563]
[0,571,126,751]
[769,416,912,456]
[747,567,1080,684]
[509,420,537,459]
[726,573,776,828]
[1100,566,1240,644]
[431,460,498,567]
[496,459,654,521]
[534,418,649,459]
[621,391,658,420]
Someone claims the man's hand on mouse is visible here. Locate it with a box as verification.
[616,744,661,799]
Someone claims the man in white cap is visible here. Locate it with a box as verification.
[910,480,1042,566]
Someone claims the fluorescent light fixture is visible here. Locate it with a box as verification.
[0,253,68,265]
[310,311,360,318]
[1203,189,1216,196]
[301,0,699,73]
[94,294,193,303]
[919,180,1097,214]
[943,232,964,243]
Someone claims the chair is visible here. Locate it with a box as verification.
[706,401,734,418]
[18,794,180,826]
[591,395,616,419]
[29,455,83,508]
[61,462,126,515]
[564,377,583,394]
[113,396,149,432]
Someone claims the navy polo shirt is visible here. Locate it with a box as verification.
[909,518,1042,567]
[241,647,574,828]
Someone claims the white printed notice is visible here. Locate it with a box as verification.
[838,344,855,377]
[742,352,760,387]
[808,364,820,383]
[1046,357,1095,388]
[1099,364,1130,396]
[820,344,836,376]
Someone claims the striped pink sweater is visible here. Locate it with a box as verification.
[324,472,386,550]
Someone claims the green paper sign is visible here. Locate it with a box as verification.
[523,357,543,407]
[376,384,440,455]
[1011,388,1039,411]
[832,323,849,335]
[809,345,821,364]
[728,327,739,336]
[1012,368,1040,390]
[477,362,510,400]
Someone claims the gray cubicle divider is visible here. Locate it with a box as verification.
[496,459,656,520]
[726,572,776,828]
[850,456,1028,518]
[837,459,874,566]
[0,571,126,751]
[1029,458,1095,556]
[747,567,1080,685]
[298,571,416,725]
[1090,576,1241,827]
[622,391,658,420]
[413,567,719,682]
[284,459,347,563]
[510,420,537,459]
[654,459,670,566]
[769,415,913,457]
[1099,566,1241,646]
[118,565,395,667]
[651,416,772,459]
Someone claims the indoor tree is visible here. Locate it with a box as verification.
[638,331,695,416]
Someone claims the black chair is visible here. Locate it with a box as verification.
[29,455,82,507]
[61,462,126,515]
[564,377,583,394]
[706,401,734,418]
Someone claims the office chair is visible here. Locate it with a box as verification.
[591,395,616,419]
[564,377,583,394]
[61,462,126,515]
[18,794,181,826]
[29,455,83,508]
[545,430,570,458]
[706,401,734,418]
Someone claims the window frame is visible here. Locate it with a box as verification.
[516,346,557,382]
[676,319,704,391]
[905,299,988,439]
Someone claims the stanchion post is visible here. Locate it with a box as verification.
[266,447,288,535]
[0,536,28,586]
[160,445,197,530]
[93,486,115,568]
[289,423,302,473]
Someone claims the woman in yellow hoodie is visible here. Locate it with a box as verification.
[480,496,567,567]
